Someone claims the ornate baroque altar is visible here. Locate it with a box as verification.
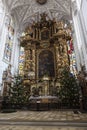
[20,13,71,97]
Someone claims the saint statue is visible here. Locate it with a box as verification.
[2,64,12,96]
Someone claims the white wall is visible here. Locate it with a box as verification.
[0,2,8,91]
[72,0,87,71]
[76,0,82,11]
[81,0,87,32]
[0,1,20,94]
[78,0,87,70]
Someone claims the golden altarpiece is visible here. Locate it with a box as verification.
[20,13,71,97]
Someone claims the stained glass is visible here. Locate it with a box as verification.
[19,47,25,75]
[3,18,14,63]
[67,39,77,76]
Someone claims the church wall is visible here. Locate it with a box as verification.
[0,1,20,95]
[81,0,87,33]
[76,13,86,66]
[72,1,83,71]
[0,2,8,92]
[75,0,82,11]
[10,29,20,76]
[72,24,81,72]
[72,0,87,71]
[0,0,5,35]
[79,0,87,70]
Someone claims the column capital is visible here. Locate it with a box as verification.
[72,0,78,16]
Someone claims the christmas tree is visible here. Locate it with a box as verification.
[9,75,30,109]
[59,66,80,108]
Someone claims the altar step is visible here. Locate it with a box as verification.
[0,120,87,127]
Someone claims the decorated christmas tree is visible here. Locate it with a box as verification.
[9,75,30,109]
[59,66,80,108]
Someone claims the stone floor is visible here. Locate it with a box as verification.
[0,110,87,130]
[0,110,87,121]
[0,126,87,130]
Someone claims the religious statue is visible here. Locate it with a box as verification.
[2,64,12,96]
[40,13,47,22]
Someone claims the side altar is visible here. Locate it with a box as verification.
[20,13,71,98]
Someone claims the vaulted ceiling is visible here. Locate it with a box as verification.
[3,0,71,32]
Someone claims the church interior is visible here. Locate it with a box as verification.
[0,0,87,129]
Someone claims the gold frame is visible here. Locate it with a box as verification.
[36,47,56,80]
[40,28,50,41]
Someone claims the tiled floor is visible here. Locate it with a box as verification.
[0,110,87,130]
[0,110,87,121]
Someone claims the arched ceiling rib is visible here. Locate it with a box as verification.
[3,0,71,32]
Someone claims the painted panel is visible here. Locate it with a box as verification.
[38,50,55,78]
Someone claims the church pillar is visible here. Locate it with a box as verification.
[72,0,85,71]
[77,0,87,71]
[72,0,87,110]
[72,0,87,71]
[11,31,20,75]
[0,0,5,36]
[0,14,11,95]
[77,13,87,71]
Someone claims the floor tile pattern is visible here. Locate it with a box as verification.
[0,111,87,130]
[0,111,87,121]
